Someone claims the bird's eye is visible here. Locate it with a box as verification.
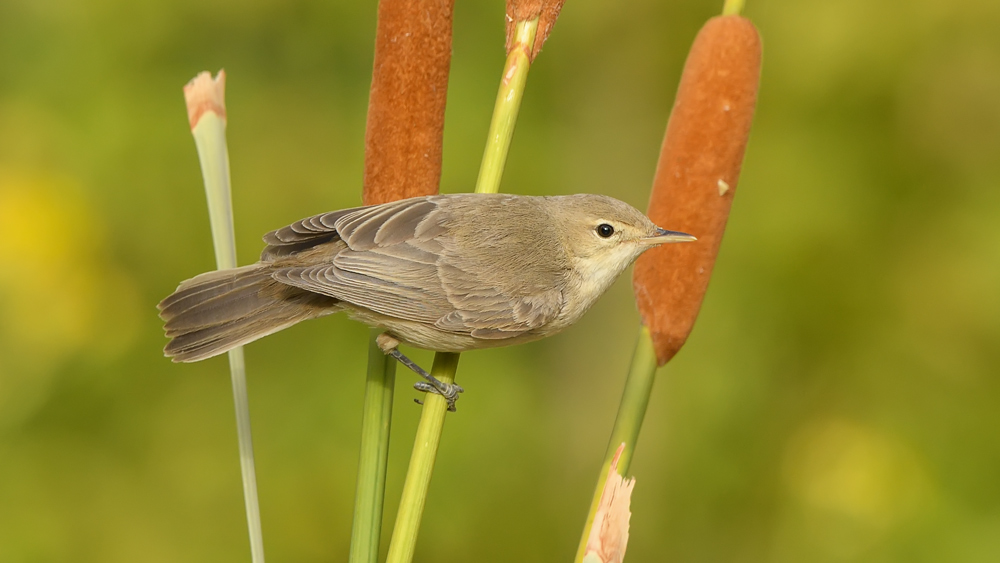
[596,224,615,238]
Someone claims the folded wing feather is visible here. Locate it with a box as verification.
[267,195,564,339]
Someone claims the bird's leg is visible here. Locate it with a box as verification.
[376,333,464,412]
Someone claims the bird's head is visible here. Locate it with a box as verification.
[547,194,695,286]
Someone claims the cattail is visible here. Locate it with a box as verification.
[363,0,454,205]
[353,3,455,563]
[632,15,762,365]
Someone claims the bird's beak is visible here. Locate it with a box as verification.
[639,227,697,245]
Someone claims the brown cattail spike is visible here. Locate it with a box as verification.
[505,0,565,61]
[632,15,762,366]
[363,0,454,206]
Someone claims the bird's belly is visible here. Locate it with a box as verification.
[343,308,548,352]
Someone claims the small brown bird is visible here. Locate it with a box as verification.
[159,193,694,409]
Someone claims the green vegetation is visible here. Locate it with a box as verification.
[0,1,998,562]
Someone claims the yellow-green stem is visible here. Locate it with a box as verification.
[384,352,460,563]
[722,0,745,16]
[349,330,397,563]
[575,3,747,557]
[190,110,265,563]
[382,17,539,563]
[573,325,658,563]
[475,18,538,195]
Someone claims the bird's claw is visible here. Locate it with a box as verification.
[413,381,464,412]
[381,334,464,412]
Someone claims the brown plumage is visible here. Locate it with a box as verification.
[159,193,695,362]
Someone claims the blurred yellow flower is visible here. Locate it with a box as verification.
[783,418,932,526]
[0,172,140,425]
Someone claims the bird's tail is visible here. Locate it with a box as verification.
[158,264,337,362]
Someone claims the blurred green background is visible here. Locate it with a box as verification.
[1,0,998,561]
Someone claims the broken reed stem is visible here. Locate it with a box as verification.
[384,17,539,563]
[573,327,657,563]
[349,330,397,563]
[184,71,266,563]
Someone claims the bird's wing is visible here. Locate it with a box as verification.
[260,206,363,261]
[271,196,564,338]
[431,257,564,339]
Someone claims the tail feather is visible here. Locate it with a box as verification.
[164,310,313,363]
[159,264,338,362]
[162,273,287,335]
[159,265,268,315]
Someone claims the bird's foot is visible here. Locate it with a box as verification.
[379,333,463,412]
[413,381,465,412]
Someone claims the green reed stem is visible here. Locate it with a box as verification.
[349,330,398,563]
[573,325,658,563]
[190,105,266,563]
[383,17,539,563]
[476,18,538,195]
[722,0,746,16]
[384,353,460,563]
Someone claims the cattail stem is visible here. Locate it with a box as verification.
[383,15,539,563]
[576,3,761,559]
[185,71,266,563]
[384,352,460,563]
[573,327,657,563]
[351,0,454,560]
[475,17,538,195]
[722,0,745,16]
[349,330,397,563]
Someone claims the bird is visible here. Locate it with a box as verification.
[158,193,695,409]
